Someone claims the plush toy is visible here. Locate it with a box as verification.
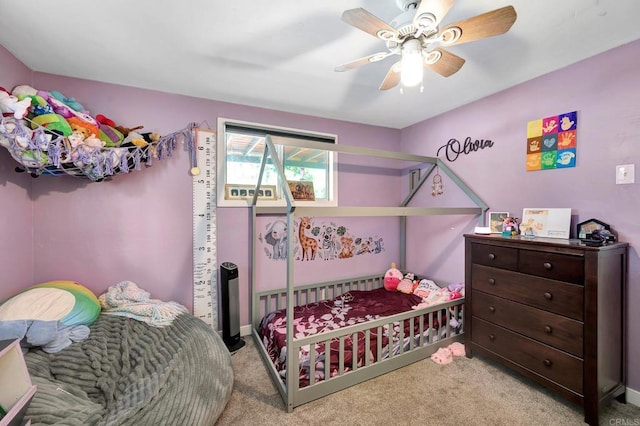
[13,88,73,136]
[115,123,144,137]
[447,342,466,357]
[35,92,98,128]
[122,130,148,147]
[11,84,37,97]
[430,347,453,365]
[23,97,73,136]
[397,273,417,294]
[0,119,33,149]
[447,282,464,293]
[448,290,463,300]
[95,114,124,147]
[66,117,104,154]
[49,90,86,112]
[141,132,161,144]
[0,280,100,353]
[0,87,31,119]
[7,149,49,170]
[413,278,440,298]
[66,116,100,138]
[383,262,403,291]
[98,124,124,147]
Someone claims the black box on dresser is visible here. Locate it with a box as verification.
[463,234,628,426]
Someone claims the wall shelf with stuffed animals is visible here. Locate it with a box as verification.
[0,85,195,182]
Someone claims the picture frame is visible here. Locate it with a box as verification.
[521,208,572,239]
[488,212,510,233]
[224,184,277,201]
[287,180,315,201]
[576,218,610,240]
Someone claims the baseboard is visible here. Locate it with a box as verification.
[626,386,640,407]
[240,324,252,337]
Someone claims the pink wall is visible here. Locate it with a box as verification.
[0,45,34,292]
[401,39,640,391]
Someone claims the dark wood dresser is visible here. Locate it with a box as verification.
[464,234,628,425]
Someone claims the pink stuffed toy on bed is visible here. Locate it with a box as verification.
[384,262,403,291]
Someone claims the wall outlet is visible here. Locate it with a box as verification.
[616,164,635,184]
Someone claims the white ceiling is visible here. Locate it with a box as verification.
[0,0,639,129]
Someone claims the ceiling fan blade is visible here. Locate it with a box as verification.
[424,48,465,77]
[335,52,393,72]
[413,0,455,30]
[439,5,517,47]
[342,8,399,41]
[379,62,401,91]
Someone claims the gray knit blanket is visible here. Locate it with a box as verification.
[24,313,233,425]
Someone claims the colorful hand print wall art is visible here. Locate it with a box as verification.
[526,111,577,171]
[258,217,385,262]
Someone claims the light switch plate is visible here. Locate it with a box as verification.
[616,164,635,184]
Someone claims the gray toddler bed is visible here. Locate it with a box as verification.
[23,313,233,425]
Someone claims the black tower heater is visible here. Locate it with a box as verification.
[220,262,245,352]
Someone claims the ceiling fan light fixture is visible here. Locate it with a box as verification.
[400,38,423,87]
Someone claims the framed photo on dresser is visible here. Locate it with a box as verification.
[520,208,571,238]
[488,211,510,233]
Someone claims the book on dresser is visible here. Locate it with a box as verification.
[463,234,628,426]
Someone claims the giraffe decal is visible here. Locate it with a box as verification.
[298,216,318,261]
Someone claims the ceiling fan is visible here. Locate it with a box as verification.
[335,0,517,91]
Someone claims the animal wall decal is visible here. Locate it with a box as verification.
[259,217,384,262]
[298,216,319,261]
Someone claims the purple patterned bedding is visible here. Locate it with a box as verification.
[258,288,444,387]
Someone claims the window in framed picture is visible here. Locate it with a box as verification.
[488,212,510,233]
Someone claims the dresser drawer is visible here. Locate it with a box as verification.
[471,264,584,321]
[470,243,518,271]
[518,250,584,284]
[472,318,583,394]
[471,291,583,357]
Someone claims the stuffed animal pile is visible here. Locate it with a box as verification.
[0,84,193,181]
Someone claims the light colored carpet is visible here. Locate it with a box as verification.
[216,337,640,426]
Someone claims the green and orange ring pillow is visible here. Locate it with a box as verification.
[0,280,101,326]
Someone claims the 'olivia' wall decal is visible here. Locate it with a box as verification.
[436,137,494,162]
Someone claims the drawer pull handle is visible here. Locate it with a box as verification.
[544,292,553,300]
[489,306,495,313]
[488,278,496,285]
[489,334,495,341]
[543,359,553,367]
[544,325,552,334]
[488,253,496,260]
[543,262,552,270]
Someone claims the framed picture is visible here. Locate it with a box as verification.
[224,184,277,201]
[576,218,610,240]
[521,208,571,239]
[488,212,510,233]
[287,180,315,201]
